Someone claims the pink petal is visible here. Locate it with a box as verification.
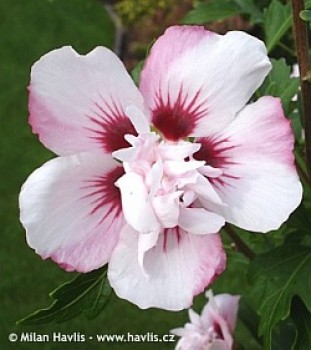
[202,292,240,348]
[108,225,226,310]
[188,309,202,328]
[209,340,231,350]
[176,335,216,350]
[213,294,240,333]
[19,152,125,272]
[195,97,302,232]
[29,46,146,156]
[140,26,271,140]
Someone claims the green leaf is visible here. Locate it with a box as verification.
[212,250,250,294]
[284,230,306,246]
[271,321,296,350]
[300,9,311,21]
[289,108,303,142]
[183,0,241,24]
[131,60,145,86]
[212,251,264,349]
[237,300,263,349]
[248,245,311,349]
[287,204,311,235]
[182,0,263,24]
[258,58,299,114]
[263,0,292,53]
[291,297,311,350]
[232,0,263,23]
[17,266,112,325]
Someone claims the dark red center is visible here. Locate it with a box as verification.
[87,98,137,153]
[152,87,207,141]
[82,166,124,223]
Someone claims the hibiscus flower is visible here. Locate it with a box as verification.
[19,26,302,311]
[171,290,240,350]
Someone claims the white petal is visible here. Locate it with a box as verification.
[179,208,225,234]
[188,309,202,328]
[115,172,161,234]
[170,327,190,337]
[29,46,145,155]
[112,147,136,163]
[149,160,164,195]
[200,165,223,178]
[158,141,201,160]
[138,231,159,271]
[140,26,271,140]
[108,225,226,310]
[126,106,150,134]
[182,190,196,207]
[19,152,125,272]
[196,97,303,232]
[189,174,224,206]
[164,159,205,176]
[152,191,182,227]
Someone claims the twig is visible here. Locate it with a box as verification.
[278,41,296,56]
[103,2,125,57]
[292,0,311,174]
[223,225,255,260]
[295,149,311,186]
[297,160,311,186]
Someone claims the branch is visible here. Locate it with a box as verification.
[296,158,311,186]
[224,225,255,260]
[292,0,311,174]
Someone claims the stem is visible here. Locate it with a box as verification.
[278,41,296,56]
[295,148,311,186]
[292,0,311,174]
[224,225,255,260]
[103,2,125,57]
[296,159,311,186]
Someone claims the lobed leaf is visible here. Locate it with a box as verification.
[183,0,262,24]
[264,0,311,53]
[300,9,311,22]
[271,321,297,350]
[258,58,299,114]
[131,60,145,86]
[183,0,240,24]
[287,204,311,235]
[248,245,311,349]
[263,0,292,53]
[232,0,263,23]
[17,266,112,325]
[291,297,311,350]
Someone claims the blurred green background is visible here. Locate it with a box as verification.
[0,0,193,349]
